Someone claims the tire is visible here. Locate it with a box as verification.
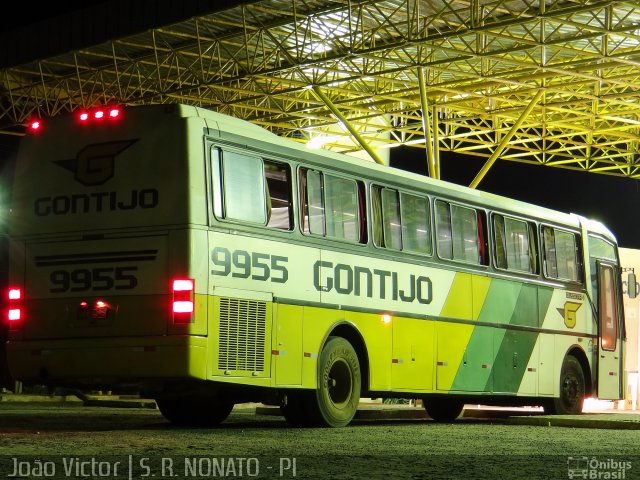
[307,336,361,427]
[156,395,234,427]
[423,398,464,422]
[545,355,585,415]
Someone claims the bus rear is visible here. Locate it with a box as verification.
[5,104,209,391]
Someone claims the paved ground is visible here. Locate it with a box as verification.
[2,392,640,429]
[1,402,640,480]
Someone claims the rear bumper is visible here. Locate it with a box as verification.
[6,336,208,387]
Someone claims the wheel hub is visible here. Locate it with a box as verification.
[327,359,352,407]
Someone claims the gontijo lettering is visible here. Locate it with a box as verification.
[34,189,159,216]
[313,260,432,304]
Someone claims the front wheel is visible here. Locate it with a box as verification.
[307,336,361,427]
[156,395,234,427]
[544,355,585,415]
[423,398,464,422]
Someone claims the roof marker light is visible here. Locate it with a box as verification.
[94,110,104,119]
[109,108,120,118]
[29,120,41,131]
[79,112,89,121]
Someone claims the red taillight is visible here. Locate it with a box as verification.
[173,279,194,292]
[173,301,194,313]
[172,279,194,324]
[8,288,21,300]
[6,287,23,331]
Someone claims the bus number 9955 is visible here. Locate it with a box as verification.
[49,266,138,293]
[211,247,288,283]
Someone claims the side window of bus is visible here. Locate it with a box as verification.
[372,186,432,255]
[299,168,365,244]
[212,148,266,224]
[211,147,293,230]
[435,200,487,265]
[542,226,582,283]
[493,215,538,274]
[372,186,401,250]
[588,235,617,296]
[264,160,293,230]
[401,192,432,255]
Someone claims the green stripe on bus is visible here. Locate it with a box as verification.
[452,280,554,393]
[490,328,538,393]
[450,325,501,391]
[477,279,522,325]
[490,284,543,392]
[538,286,554,327]
[509,284,538,327]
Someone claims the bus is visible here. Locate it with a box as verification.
[4,104,625,427]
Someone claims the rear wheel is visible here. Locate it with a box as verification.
[423,398,464,422]
[545,355,585,415]
[156,395,234,427]
[306,336,361,427]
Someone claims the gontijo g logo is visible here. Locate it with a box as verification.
[54,140,138,186]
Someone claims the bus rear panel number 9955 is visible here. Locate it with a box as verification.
[49,266,138,293]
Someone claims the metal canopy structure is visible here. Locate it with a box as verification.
[2,0,640,182]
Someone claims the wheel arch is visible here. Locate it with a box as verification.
[323,322,370,396]
[566,345,593,397]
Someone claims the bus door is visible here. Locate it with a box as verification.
[596,261,623,400]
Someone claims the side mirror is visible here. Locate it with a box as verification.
[628,272,638,299]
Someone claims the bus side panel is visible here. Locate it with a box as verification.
[540,288,594,397]
[315,248,457,393]
[206,231,319,385]
[391,317,434,392]
[274,303,303,386]
[347,310,392,392]
[537,333,555,395]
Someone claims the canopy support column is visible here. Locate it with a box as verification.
[418,68,437,179]
[312,86,385,165]
[469,89,544,189]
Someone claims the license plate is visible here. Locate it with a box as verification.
[75,302,112,326]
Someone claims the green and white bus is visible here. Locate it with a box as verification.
[4,104,625,427]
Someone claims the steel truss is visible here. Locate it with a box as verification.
[2,0,640,179]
